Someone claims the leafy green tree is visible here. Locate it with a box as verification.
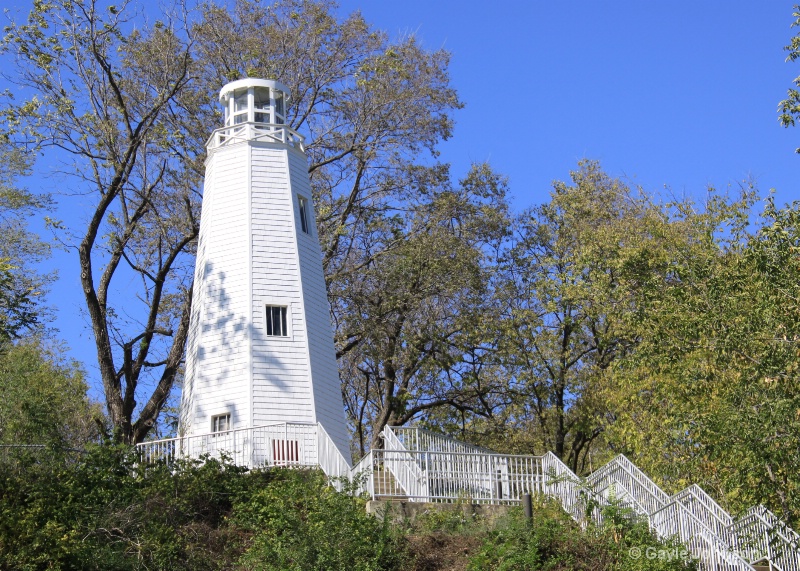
[1,0,463,443]
[475,162,674,472]
[0,142,53,341]
[2,0,198,443]
[0,340,100,452]
[780,5,800,151]
[337,163,510,453]
[606,191,800,525]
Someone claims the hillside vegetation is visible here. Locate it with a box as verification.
[1,0,800,532]
[0,450,694,571]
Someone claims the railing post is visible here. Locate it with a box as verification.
[424,451,430,501]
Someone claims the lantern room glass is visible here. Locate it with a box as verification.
[232,88,248,125]
[221,81,290,129]
[253,87,271,123]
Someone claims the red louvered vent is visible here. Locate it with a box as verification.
[272,439,299,465]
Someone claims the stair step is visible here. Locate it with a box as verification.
[372,469,407,500]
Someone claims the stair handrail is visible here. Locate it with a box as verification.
[381,426,429,500]
[350,451,375,498]
[672,485,735,542]
[587,455,669,513]
[649,500,755,570]
[732,506,800,571]
[541,452,604,524]
[542,451,755,570]
[389,425,494,454]
[316,422,352,487]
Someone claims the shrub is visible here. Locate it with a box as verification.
[467,499,697,571]
[234,469,406,571]
[0,445,258,570]
[411,507,486,535]
[1,446,699,571]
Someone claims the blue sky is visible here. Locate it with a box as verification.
[337,1,800,208]
[6,1,800,393]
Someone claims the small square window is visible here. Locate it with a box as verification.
[298,196,309,234]
[212,413,231,433]
[266,305,288,337]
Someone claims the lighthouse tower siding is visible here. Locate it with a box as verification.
[286,150,349,441]
[249,144,349,454]
[249,145,316,425]
[182,147,253,433]
[178,78,350,461]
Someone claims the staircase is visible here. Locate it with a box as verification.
[356,426,800,571]
[372,469,407,501]
[136,422,799,571]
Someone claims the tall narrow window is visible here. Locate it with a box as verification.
[298,196,309,234]
[212,413,231,433]
[266,305,288,337]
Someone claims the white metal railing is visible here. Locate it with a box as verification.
[390,426,494,455]
[542,451,603,524]
[382,427,429,499]
[587,455,669,517]
[673,485,734,542]
[580,454,799,570]
[206,122,305,151]
[382,432,797,571]
[650,501,754,571]
[582,455,754,569]
[137,421,343,476]
[351,451,376,497]
[732,506,800,571]
[425,450,541,503]
[136,423,799,571]
[137,422,319,470]
[316,422,352,489]
[357,449,542,504]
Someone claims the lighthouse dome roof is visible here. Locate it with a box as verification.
[219,78,291,101]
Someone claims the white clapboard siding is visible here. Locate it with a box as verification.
[179,155,217,433]
[180,146,251,434]
[250,145,315,428]
[287,150,351,459]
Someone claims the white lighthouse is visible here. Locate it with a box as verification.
[178,78,350,464]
